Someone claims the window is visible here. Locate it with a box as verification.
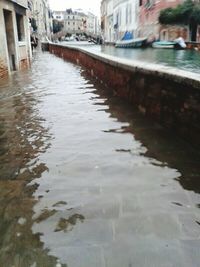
[16,13,25,41]
[126,5,128,24]
[129,4,132,23]
[28,1,32,11]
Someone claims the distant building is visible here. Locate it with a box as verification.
[101,0,107,41]
[101,0,114,43]
[52,11,65,21]
[101,0,200,43]
[64,9,87,35]
[113,0,139,41]
[138,0,187,40]
[87,11,98,36]
[0,0,32,78]
[53,9,99,37]
[28,0,52,40]
[101,0,139,43]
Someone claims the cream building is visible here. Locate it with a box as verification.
[59,9,98,37]
[102,0,114,43]
[87,11,98,36]
[113,0,139,41]
[52,10,65,21]
[64,9,87,34]
[101,0,107,40]
[101,0,139,42]
[0,0,32,78]
[28,0,52,40]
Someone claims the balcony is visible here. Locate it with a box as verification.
[11,0,28,8]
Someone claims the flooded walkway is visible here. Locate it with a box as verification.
[0,51,200,267]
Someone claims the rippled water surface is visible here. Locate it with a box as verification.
[0,52,200,267]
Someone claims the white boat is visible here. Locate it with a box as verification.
[152,41,176,49]
[152,38,186,49]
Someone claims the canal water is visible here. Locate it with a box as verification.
[0,51,200,267]
[81,44,200,74]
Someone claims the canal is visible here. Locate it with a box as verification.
[79,44,200,74]
[0,51,200,267]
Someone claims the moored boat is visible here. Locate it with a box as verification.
[152,41,176,49]
[152,38,186,49]
[115,37,147,48]
[115,31,147,48]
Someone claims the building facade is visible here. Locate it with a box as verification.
[101,0,200,42]
[52,10,65,21]
[138,0,185,40]
[101,0,139,42]
[63,9,87,35]
[28,0,52,40]
[104,0,114,43]
[0,0,32,78]
[113,0,139,40]
[87,11,98,36]
[53,9,98,37]
[101,0,107,40]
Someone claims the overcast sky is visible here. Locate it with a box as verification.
[49,0,100,16]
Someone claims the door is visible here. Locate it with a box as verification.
[3,9,17,71]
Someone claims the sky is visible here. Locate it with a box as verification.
[49,0,101,16]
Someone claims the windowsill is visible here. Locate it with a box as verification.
[18,41,26,46]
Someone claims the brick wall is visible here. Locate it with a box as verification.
[19,59,29,70]
[186,42,200,51]
[49,44,200,147]
[0,58,8,79]
[160,25,189,41]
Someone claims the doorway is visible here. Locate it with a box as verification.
[3,9,17,71]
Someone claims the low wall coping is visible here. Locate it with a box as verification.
[50,43,200,89]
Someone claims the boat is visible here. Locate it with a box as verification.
[152,38,186,49]
[152,41,176,49]
[115,31,147,48]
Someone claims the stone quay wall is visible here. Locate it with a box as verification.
[49,43,200,147]
[186,42,200,51]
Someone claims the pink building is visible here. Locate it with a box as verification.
[138,0,189,41]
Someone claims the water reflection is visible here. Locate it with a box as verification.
[55,214,85,233]
[0,62,66,266]
[33,54,199,266]
[85,71,200,193]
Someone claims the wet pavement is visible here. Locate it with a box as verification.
[0,51,200,267]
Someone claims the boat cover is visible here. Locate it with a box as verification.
[122,31,133,41]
